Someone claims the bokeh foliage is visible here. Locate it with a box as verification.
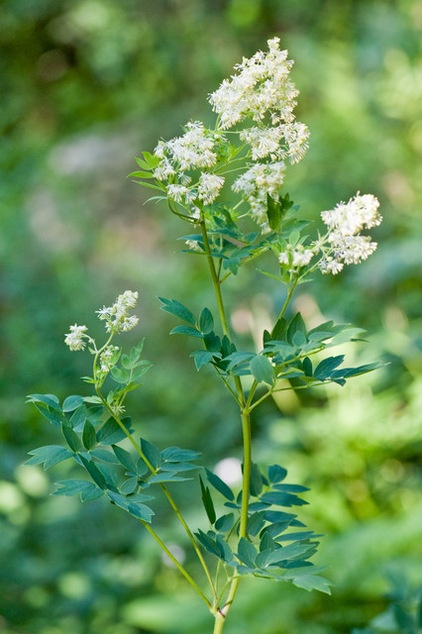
[1,1,421,632]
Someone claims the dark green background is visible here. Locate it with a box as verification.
[1,1,421,632]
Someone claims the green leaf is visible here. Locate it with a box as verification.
[247,512,266,537]
[249,462,263,497]
[314,355,345,381]
[97,417,132,445]
[203,331,221,353]
[26,445,73,470]
[107,491,154,523]
[260,491,308,507]
[110,366,131,384]
[170,325,203,338]
[198,308,214,335]
[237,537,257,568]
[26,394,64,426]
[161,446,201,462]
[27,393,61,410]
[290,573,332,594]
[120,476,139,495]
[82,420,97,450]
[190,350,214,370]
[268,464,288,484]
[215,513,235,533]
[62,395,84,412]
[195,529,221,558]
[79,455,108,490]
[53,479,104,501]
[148,472,191,484]
[89,448,119,464]
[112,445,137,473]
[61,424,82,452]
[266,194,283,232]
[159,297,196,325]
[140,438,161,470]
[199,475,216,525]
[205,469,235,501]
[250,355,275,385]
[271,317,287,341]
[287,313,308,343]
[302,357,313,377]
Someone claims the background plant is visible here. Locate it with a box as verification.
[1,2,422,633]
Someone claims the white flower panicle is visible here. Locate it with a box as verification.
[65,324,88,351]
[153,122,219,178]
[96,290,139,334]
[209,37,298,129]
[318,193,381,274]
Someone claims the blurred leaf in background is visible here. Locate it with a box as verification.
[1,0,421,632]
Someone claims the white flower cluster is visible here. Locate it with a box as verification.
[99,345,120,376]
[65,291,140,352]
[64,324,88,351]
[208,37,309,228]
[152,122,225,215]
[148,38,309,228]
[209,37,298,129]
[96,290,139,333]
[232,162,286,226]
[279,244,314,271]
[318,193,382,274]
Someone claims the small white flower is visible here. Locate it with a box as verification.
[97,291,139,334]
[185,239,202,252]
[197,172,225,204]
[64,324,88,351]
[318,193,381,272]
[279,245,314,271]
[167,184,191,204]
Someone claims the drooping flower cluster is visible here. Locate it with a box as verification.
[65,291,140,353]
[96,290,139,334]
[64,324,88,351]
[318,193,382,274]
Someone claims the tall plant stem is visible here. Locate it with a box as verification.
[200,217,253,631]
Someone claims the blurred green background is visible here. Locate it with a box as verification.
[1,1,421,632]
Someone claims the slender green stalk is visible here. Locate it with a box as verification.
[142,520,213,609]
[94,382,217,604]
[200,213,254,630]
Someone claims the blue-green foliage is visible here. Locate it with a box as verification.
[195,462,331,594]
[160,297,379,388]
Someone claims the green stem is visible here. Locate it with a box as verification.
[94,385,217,604]
[273,277,299,330]
[200,214,254,631]
[142,521,212,609]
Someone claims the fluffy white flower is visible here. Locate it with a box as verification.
[97,290,139,334]
[65,324,88,351]
[321,193,381,235]
[279,245,314,269]
[318,193,381,274]
[209,37,299,130]
[167,184,191,204]
[232,161,286,227]
[197,172,225,204]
